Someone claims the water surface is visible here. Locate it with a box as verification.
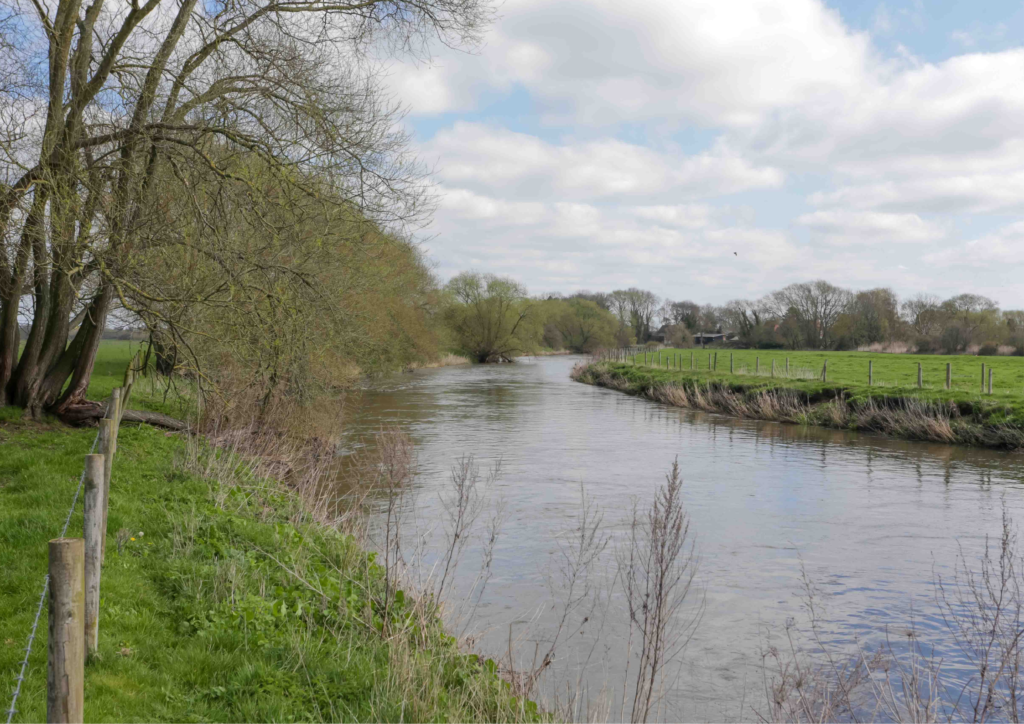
[341,355,1024,722]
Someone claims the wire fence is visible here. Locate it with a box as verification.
[5,430,100,724]
[5,352,141,723]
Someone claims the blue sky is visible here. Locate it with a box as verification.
[384,0,1024,307]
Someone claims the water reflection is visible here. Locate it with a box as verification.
[338,355,1024,722]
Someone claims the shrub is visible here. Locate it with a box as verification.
[979,342,999,356]
[915,336,937,354]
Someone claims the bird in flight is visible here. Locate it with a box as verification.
[733,252,738,256]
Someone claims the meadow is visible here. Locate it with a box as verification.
[629,348,1024,403]
[1,342,534,722]
[575,347,1024,448]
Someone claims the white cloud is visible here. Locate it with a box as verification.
[378,0,1024,304]
[925,221,1024,268]
[388,0,875,127]
[422,123,783,201]
[797,210,948,246]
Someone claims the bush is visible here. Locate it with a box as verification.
[979,342,999,357]
[915,336,937,354]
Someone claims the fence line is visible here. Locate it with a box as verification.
[600,347,1017,397]
[5,351,142,724]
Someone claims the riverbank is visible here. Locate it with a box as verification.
[1,348,536,722]
[572,360,1024,449]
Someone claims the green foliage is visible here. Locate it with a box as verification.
[442,273,541,362]
[616,348,1024,427]
[537,299,618,353]
[0,346,540,722]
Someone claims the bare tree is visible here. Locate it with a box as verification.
[611,288,660,343]
[767,281,852,350]
[0,0,490,419]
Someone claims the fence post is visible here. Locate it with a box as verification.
[989,368,993,395]
[690,352,694,370]
[708,353,711,370]
[946,362,951,390]
[99,418,117,562]
[48,538,84,724]
[771,359,775,378]
[786,358,790,374]
[981,363,986,393]
[756,356,759,374]
[917,362,923,389]
[730,353,734,374]
[83,455,105,657]
[714,352,717,371]
[822,359,828,382]
[868,360,873,387]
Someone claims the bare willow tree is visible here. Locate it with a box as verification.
[0,0,489,419]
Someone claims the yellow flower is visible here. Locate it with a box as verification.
[130,537,135,541]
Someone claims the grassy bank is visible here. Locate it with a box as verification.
[1,345,535,722]
[574,360,1024,449]
[636,348,1024,398]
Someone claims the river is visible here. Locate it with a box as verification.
[340,355,1024,722]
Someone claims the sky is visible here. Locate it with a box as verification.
[384,0,1024,306]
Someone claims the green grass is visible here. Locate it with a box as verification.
[1,342,536,722]
[581,351,1024,447]
[631,348,1024,414]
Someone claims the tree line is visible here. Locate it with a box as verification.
[439,275,1024,361]
[0,0,490,421]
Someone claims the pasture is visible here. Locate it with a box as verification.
[627,348,1024,403]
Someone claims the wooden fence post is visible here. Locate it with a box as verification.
[868,360,873,386]
[989,368,993,395]
[786,358,790,375]
[99,418,117,562]
[83,455,105,657]
[714,352,717,371]
[690,352,694,370]
[771,359,775,378]
[48,538,84,724]
[730,354,734,374]
[917,362,923,389]
[981,363,986,393]
[708,353,711,370]
[946,362,951,390]
[822,359,828,382]
[756,357,759,374]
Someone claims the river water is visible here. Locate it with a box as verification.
[340,355,1024,722]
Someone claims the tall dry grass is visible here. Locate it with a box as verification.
[573,362,1024,450]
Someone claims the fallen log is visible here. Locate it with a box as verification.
[57,400,188,430]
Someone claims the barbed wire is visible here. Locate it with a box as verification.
[6,429,102,724]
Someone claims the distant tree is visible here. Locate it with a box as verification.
[767,281,852,349]
[610,288,660,343]
[835,287,903,347]
[664,300,701,331]
[1004,310,1024,350]
[902,294,946,337]
[443,273,538,362]
[939,294,998,351]
[552,299,618,352]
[721,299,770,346]
[571,290,613,311]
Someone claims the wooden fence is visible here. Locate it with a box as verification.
[7,353,142,724]
[592,347,1008,395]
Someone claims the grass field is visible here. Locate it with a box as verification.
[577,348,1024,448]
[1,342,534,722]
[630,348,1024,405]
